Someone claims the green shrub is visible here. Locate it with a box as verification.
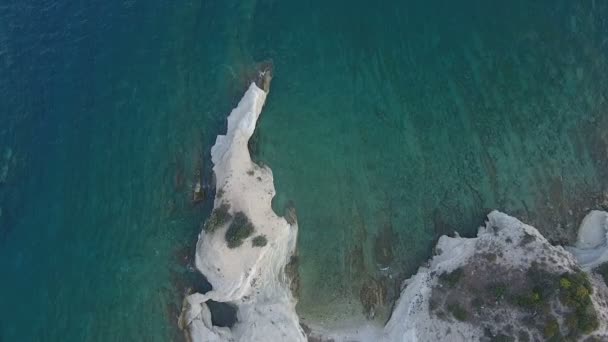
[488,282,507,301]
[439,268,464,288]
[225,211,254,248]
[447,303,468,321]
[252,235,267,247]
[559,272,593,308]
[513,291,542,309]
[575,305,599,335]
[543,317,559,339]
[558,271,599,335]
[204,203,231,233]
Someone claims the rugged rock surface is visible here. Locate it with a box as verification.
[384,211,608,342]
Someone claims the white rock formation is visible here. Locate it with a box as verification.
[179,81,305,342]
[307,211,608,341]
[180,80,608,342]
[568,210,608,270]
[382,211,608,342]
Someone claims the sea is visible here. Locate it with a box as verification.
[1,1,607,340]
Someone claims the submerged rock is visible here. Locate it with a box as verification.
[360,277,387,319]
[0,147,13,184]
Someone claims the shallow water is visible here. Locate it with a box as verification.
[0,0,607,340]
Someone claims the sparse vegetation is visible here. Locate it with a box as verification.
[447,303,468,321]
[482,252,497,262]
[252,235,267,247]
[557,271,598,335]
[510,264,557,309]
[543,316,560,339]
[203,203,232,233]
[216,188,225,199]
[431,258,600,340]
[225,211,255,248]
[511,266,598,337]
[488,282,507,301]
[246,169,254,176]
[439,268,464,288]
[513,290,542,308]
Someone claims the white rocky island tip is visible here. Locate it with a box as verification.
[179,71,305,342]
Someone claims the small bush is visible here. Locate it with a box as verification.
[558,271,599,335]
[488,283,507,301]
[252,235,267,247]
[543,317,560,339]
[439,268,464,288]
[576,306,599,334]
[204,203,232,233]
[225,211,254,248]
[560,277,572,289]
[559,271,593,308]
[447,303,468,321]
[514,291,542,309]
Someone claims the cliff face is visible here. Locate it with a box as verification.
[384,211,608,342]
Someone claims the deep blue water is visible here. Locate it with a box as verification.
[0,1,240,340]
[1,1,607,340]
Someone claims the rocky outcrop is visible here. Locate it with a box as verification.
[179,75,305,342]
[384,211,608,341]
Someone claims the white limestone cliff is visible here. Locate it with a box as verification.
[179,80,305,342]
[382,211,608,341]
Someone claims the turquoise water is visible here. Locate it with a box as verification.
[253,1,608,324]
[1,1,607,340]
